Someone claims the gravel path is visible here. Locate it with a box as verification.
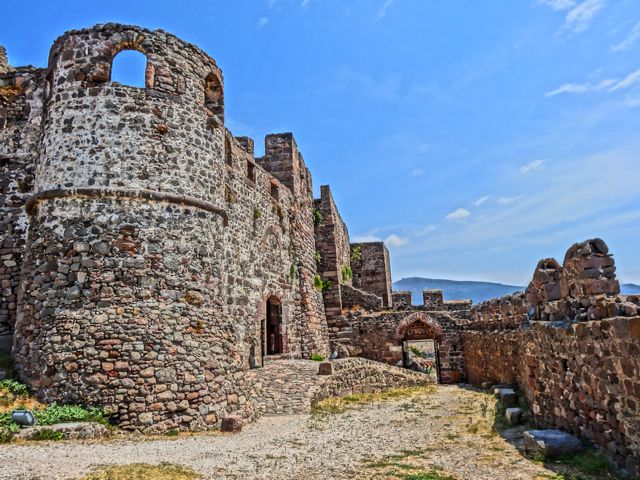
[0,385,556,480]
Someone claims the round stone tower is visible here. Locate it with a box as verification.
[14,24,242,431]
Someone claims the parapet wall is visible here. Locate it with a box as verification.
[462,238,640,477]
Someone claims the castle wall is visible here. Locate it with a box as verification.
[0,62,44,352]
[461,239,640,477]
[351,242,393,307]
[10,24,329,431]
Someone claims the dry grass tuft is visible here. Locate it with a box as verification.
[81,463,201,480]
[312,385,437,415]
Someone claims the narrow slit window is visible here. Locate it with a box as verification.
[270,183,279,200]
[247,161,256,182]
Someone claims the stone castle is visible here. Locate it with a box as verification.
[1,24,639,476]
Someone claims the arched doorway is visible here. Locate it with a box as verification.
[264,296,283,356]
[396,313,444,382]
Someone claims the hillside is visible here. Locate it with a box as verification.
[393,278,640,305]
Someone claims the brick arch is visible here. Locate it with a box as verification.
[396,312,444,340]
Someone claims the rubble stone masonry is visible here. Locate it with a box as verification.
[462,239,640,477]
[2,24,330,432]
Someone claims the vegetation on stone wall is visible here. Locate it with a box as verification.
[341,265,353,282]
[350,245,361,261]
[313,209,323,226]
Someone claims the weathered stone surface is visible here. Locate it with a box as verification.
[505,408,522,426]
[220,416,243,433]
[523,430,583,458]
[14,422,109,440]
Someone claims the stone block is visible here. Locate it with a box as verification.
[505,408,522,426]
[499,388,518,407]
[481,382,493,390]
[317,362,333,375]
[220,415,243,433]
[523,430,583,458]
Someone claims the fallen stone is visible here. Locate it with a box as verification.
[14,422,109,441]
[523,429,583,458]
[505,408,522,426]
[499,389,518,407]
[480,382,493,390]
[220,416,243,433]
[317,362,333,375]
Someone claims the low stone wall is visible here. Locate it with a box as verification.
[312,357,433,403]
[341,284,383,311]
[462,239,640,477]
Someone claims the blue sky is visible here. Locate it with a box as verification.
[3,0,639,285]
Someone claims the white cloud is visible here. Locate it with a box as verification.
[353,233,381,243]
[416,225,438,236]
[497,195,526,205]
[257,17,270,28]
[560,0,605,34]
[538,0,576,10]
[611,21,640,52]
[385,234,408,247]
[409,168,423,177]
[472,196,490,207]
[445,208,471,221]
[545,78,615,96]
[609,68,640,92]
[375,0,394,21]
[520,159,546,174]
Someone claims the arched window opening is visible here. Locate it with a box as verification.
[111,50,147,87]
[204,73,224,129]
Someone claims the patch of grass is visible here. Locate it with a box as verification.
[30,429,63,441]
[541,450,623,480]
[81,463,201,480]
[311,385,436,415]
[164,429,179,437]
[398,472,456,480]
[310,354,324,361]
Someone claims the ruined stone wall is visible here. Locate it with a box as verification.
[462,239,640,477]
[351,241,393,307]
[344,310,466,384]
[0,62,44,352]
[10,24,329,431]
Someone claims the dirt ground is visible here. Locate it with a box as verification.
[0,385,565,480]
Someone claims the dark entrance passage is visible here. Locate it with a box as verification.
[265,297,283,355]
[403,339,440,382]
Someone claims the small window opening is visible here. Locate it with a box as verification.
[204,73,224,128]
[111,50,147,87]
[225,137,233,167]
[247,161,256,183]
[270,182,279,200]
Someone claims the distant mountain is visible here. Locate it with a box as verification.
[393,278,640,305]
[622,283,640,295]
[393,277,523,305]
